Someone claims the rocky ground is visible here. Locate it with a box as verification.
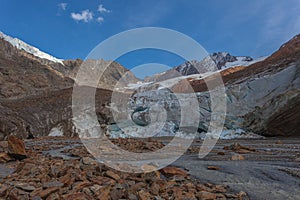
[0,136,299,200]
[0,136,251,200]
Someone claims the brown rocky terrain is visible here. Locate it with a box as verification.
[1,136,299,199]
[0,137,250,200]
[0,37,139,140]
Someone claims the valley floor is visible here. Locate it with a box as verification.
[0,137,299,199]
[174,138,300,200]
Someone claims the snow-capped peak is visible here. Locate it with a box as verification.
[0,31,64,65]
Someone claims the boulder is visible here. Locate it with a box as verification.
[160,166,188,177]
[7,135,27,160]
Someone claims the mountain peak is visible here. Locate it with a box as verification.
[0,31,64,65]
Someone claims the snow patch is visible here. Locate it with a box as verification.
[222,56,267,69]
[0,31,64,65]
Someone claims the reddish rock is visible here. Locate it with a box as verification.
[196,184,213,193]
[63,192,93,200]
[7,135,27,160]
[0,152,13,163]
[160,166,188,177]
[224,142,256,154]
[150,182,160,195]
[196,191,217,200]
[104,170,120,181]
[15,183,36,192]
[129,182,147,194]
[60,173,75,186]
[96,185,111,200]
[231,154,245,161]
[71,181,93,192]
[137,190,152,200]
[237,191,249,200]
[207,166,221,171]
[183,190,197,200]
[170,187,184,199]
[31,187,59,199]
[213,185,227,193]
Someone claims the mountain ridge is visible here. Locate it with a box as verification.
[0,31,64,65]
[0,31,299,139]
[144,52,266,82]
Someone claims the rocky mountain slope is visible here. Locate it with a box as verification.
[0,33,138,139]
[0,31,299,139]
[173,34,300,137]
[0,31,64,64]
[0,38,73,99]
[62,58,139,90]
[114,35,300,138]
[144,52,265,82]
[0,32,139,93]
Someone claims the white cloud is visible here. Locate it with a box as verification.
[58,3,67,11]
[97,17,104,23]
[98,4,111,13]
[71,10,93,22]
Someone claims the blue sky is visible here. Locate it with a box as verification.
[1,0,300,76]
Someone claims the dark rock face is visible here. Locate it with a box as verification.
[210,52,237,68]
[0,87,113,139]
[0,37,137,139]
[266,95,300,136]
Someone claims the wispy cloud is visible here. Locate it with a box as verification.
[71,10,93,23]
[124,1,171,28]
[97,17,104,23]
[98,4,111,13]
[58,3,67,11]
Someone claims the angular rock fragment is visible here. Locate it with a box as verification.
[160,166,188,177]
[7,135,27,160]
